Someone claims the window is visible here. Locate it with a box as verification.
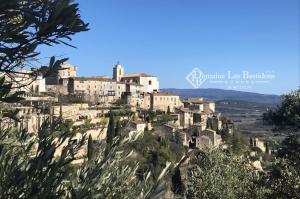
[149,80,152,85]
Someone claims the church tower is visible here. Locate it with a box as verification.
[113,62,124,82]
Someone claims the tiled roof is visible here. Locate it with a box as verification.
[122,73,155,78]
[152,92,178,96]
[73,77,116,82]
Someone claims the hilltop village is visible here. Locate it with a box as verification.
[6,63,232,153]
[2,62,276,196]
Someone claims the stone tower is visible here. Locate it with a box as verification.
[113,62,124,82]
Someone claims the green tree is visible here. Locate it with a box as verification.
[219,119,233,143]
[0,0,88,76]
[87,134,95,161]
[115,120,121,137]
[0,110,86,198]
[231,130,244,155]
[0,1,175,198]
[265,141,270,154]
[265,159,300,198]
[185,150,267,199]
[264,89,300,128]
[106,113,115,148]
[172,168,185,195]
[0,0,88,197]
[160,113,173,124]
[167,106,171,115]
[250,137,254,146]
[277,134,300,171]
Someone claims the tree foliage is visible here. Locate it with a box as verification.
[0,0,179,198]
[0,117,86,198]
[264,159,300,198]
[0,86,172,198]
[277,133,300,171]
[185,150,266,199]
[263,89,300,129]
[0,0,89,75]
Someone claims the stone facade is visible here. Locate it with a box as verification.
[59,63,77,79]
[113,63,124,82]
[43,63,176,108]
[3,71,46,94]
[46,62,77,85]
[122,73,159,93]
[195,129,222,149]
[125,92,182,112]
[150,92,181,112]
[67,77,126,104]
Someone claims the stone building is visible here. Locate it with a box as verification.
[67,77,126,104]
[113,63,124,82]
[183,97,215,113]
[251,137,267,153]
[16,106,49,133]
[150,92,181,112]
[45,62,77,85]
[175,97,219,131]
[121,73,159,93]
[42,62,182,110]
[183,97,204,111]
[195,129,222,150]
[3,71,46,94]
[175,108,194,129]
[207,114,223,131]
[113,63,159,93]
[52,103,108,120]
[125,91,182,112]
[203,101,215,113]
[45,63,77,94]
[59,63,77,79]
[129,121,146,133]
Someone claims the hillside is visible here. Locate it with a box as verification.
[161,88,281,104]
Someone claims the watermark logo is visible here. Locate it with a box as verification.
[186,68,207,88]
[186,68,276,90]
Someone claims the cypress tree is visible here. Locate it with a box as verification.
[167,106,171,115]
[115,120,121,137]
[232,131,243,154]
[250,137,253,147]
[106,113,115,146]
[87,134,95,161]
[172,168,185,195]
[265,142,269,154]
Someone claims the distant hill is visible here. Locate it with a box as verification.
[161,88,281,104]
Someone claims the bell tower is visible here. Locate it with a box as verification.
[113,62,124,82]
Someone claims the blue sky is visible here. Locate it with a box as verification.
[38,0,299,95]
